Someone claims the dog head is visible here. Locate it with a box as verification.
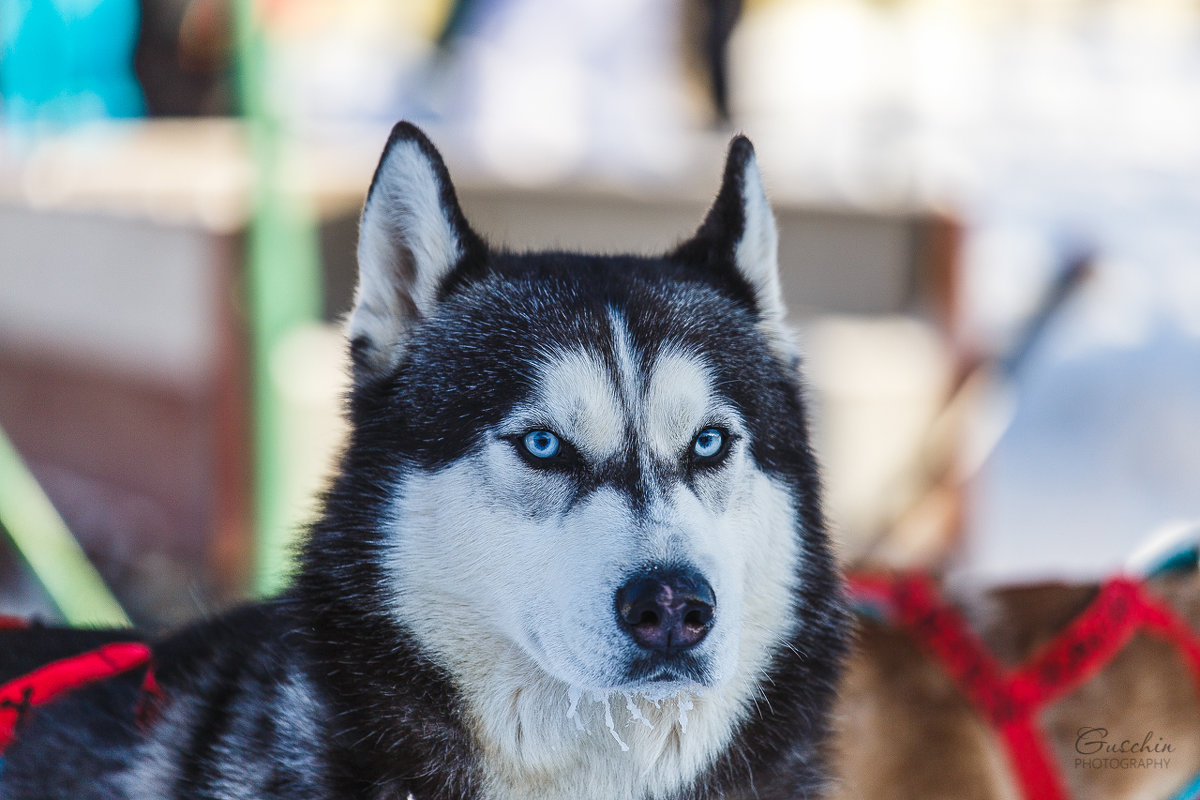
[326,124,824,710]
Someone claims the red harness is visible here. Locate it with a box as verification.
[0,623,157,755]
[849,574,1200,800]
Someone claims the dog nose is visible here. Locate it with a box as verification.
[616,568,715,653]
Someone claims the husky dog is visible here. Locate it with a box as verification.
[0,124,847,800]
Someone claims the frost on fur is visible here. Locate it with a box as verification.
[624,693,653,729]
[563,685,699,753]
[600,694,628,751]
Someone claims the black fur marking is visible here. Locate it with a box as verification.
[176,646,246,796]
[569,445,653,516]
[348,333,374,373]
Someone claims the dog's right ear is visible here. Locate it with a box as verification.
[350,122,483,380]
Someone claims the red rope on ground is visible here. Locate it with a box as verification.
[847,574,1200,800]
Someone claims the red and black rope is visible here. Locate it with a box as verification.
[848,574,1200,800]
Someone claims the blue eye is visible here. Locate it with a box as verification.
[693,428,725,460]
[523,430,561,459]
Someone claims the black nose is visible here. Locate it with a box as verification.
[615,568,715,653]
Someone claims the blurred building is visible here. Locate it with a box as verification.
[1,0,1198,624]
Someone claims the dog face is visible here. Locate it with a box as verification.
[344,125,810,707]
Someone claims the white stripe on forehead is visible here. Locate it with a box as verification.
[528,350,626,461]
[608,308,640,410]
[607,310,731,463]
[643,348,720,461]
[518,313,730,466]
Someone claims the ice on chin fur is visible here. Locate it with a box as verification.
[565,685,702,752]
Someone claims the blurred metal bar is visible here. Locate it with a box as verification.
[232,0,323,595]
[0,425,131,626]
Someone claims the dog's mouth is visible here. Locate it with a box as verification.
[623,652,710,687]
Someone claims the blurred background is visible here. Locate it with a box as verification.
[0,0,1198,630]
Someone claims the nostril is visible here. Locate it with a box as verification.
[615,567,716,653]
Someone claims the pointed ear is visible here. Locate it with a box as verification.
[349,122,483,380]
[677,136,788,333]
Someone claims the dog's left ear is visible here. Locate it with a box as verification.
[676,136,790,348]
[350,122,484,380]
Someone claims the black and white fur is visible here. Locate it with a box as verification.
[0,124,847,800]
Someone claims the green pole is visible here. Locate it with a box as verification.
[0,426,131,626]
[232,0,322,595]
